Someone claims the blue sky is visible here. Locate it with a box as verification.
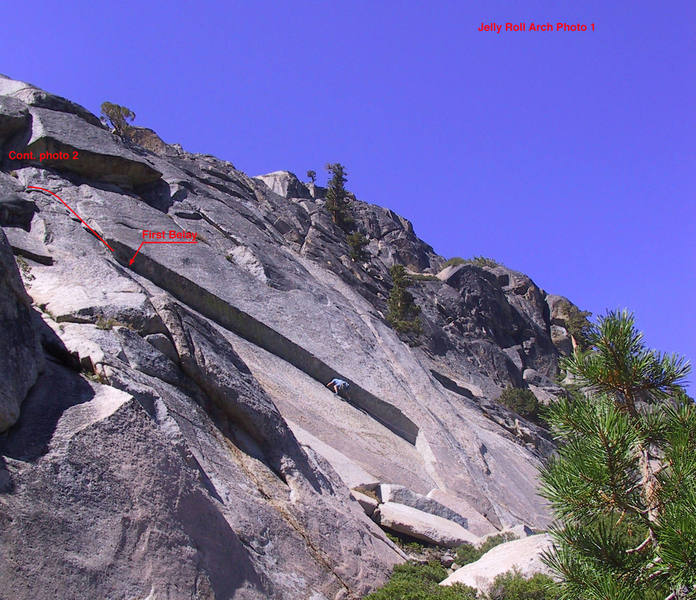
[4,1,695,393]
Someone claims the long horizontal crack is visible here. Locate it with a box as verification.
[108,238,420,446]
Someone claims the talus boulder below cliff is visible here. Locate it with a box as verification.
[440,534,553,592]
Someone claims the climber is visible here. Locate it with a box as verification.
[326,377,350,396]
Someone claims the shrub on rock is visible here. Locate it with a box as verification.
[364,561,477,600]
[485,569,556,600]
[497,387,539,420]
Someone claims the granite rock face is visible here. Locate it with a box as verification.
[0,75,576,598]
[0,74,103,127]
[23,106,163,187]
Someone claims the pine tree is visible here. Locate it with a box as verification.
[386,265,422,334]
[346,231,369,262]
[100,102,136,137]
[306,169,317,184]
[540,310,694,599]
[563,301,593,350]
[325,163,353,231]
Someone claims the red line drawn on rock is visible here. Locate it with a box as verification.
[26,185,115,252]
[129,240,198,265]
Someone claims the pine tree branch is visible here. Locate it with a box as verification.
[626,535,652,554]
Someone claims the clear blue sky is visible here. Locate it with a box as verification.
[4,1,695,393]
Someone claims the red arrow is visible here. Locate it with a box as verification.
[129,240,198,265]
[129,241,145,265]
[25,186,198,264]
[27,186,115,252]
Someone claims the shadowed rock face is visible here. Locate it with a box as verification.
[0,96,29,144]
[0,229,43,431]
[0,194,36,231]
[0,75,579,598]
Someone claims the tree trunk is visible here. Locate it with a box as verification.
[627,397,660,535]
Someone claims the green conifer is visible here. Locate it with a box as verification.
[347,231,369,262]
[325,163,353,231]
[386,265,422,334]
[540,310,694,599]
[100,102,136,137]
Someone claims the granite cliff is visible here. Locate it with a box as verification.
[0,75,580,599]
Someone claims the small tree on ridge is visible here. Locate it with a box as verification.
[100,102,136,137]
[325,163,353,231]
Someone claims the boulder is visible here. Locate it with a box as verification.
[440,534,553,591]
[255,170,312,199]
[24,106,162,187]
[125,126,172,155]
[3,223,53,263]
[350,489,379,517]
[378,484,471,530]
[426,489,498,537]
[522,368,545,386]
[478,523,536,546]
[523,368,563,406]
[144,332,179,362]
[0,229,43,431]
[527,384,559,407]
[374,502,480,548]
[440,553,455,568]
